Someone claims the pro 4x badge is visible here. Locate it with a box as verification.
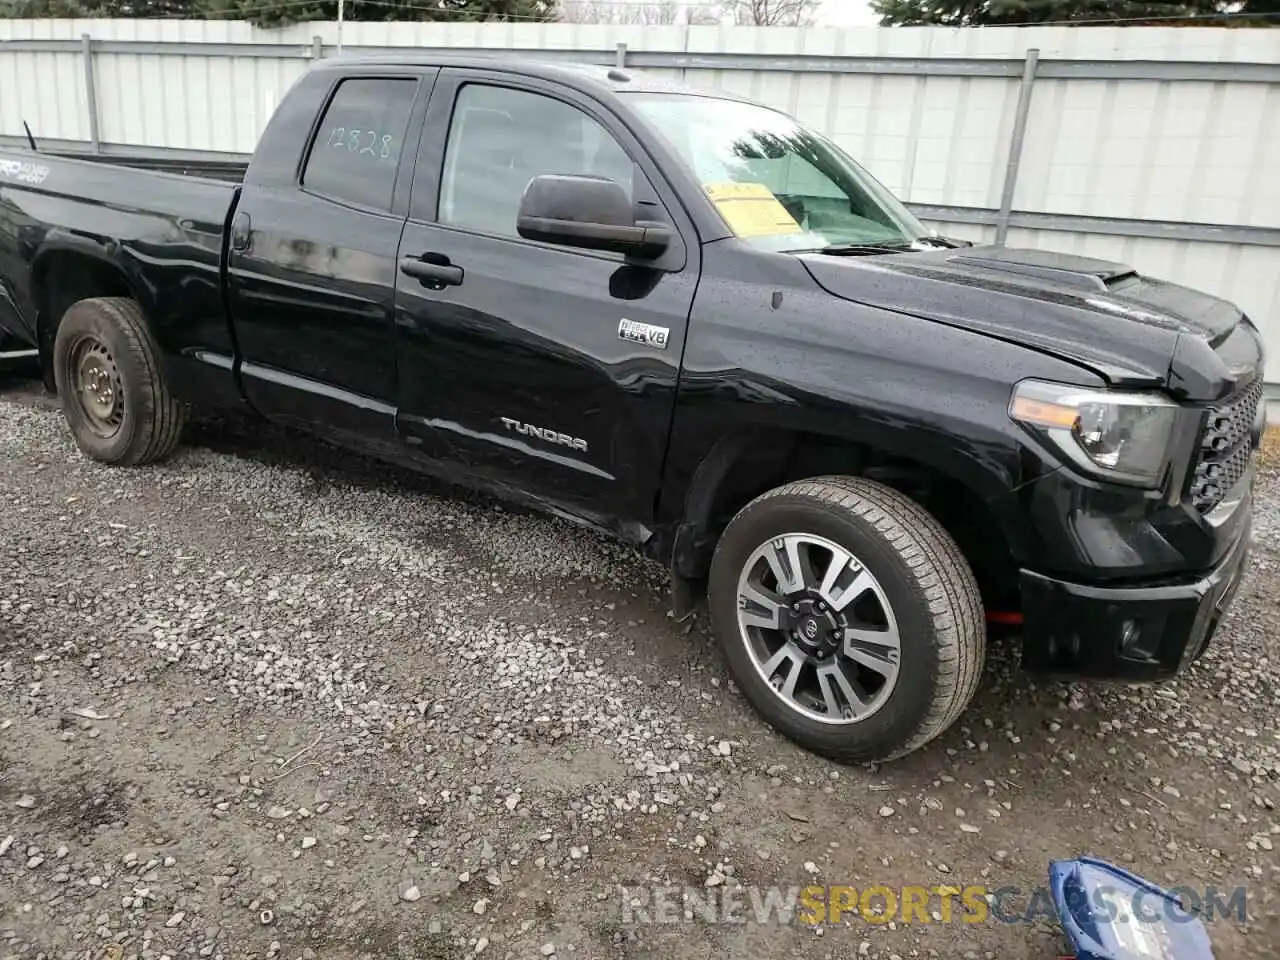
[618,318,669,349]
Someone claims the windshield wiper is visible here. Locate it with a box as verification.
[808,241,916,256]
[798,236,968,256]
[911,235,969,249]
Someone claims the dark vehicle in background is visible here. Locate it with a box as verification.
[0,57,1265,763]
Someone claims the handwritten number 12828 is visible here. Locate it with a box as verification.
[325,127,394,160]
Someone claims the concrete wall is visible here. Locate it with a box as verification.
[2,19,1278,393]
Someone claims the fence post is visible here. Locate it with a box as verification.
[615,42,627,69]
[312,35,324,60]
[81,33,101,155]
[995,47,1039,247]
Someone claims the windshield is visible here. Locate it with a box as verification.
[625,92,929,253]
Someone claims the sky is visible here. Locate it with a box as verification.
[817,0,879,25]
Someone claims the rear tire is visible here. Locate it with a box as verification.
[707,476,985,763]
[52,297,185,465]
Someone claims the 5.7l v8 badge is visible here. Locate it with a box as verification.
[618,318,670,350]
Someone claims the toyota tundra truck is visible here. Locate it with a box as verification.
[0,55,1264,763]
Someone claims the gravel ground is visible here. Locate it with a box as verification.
[1,374,1278,960]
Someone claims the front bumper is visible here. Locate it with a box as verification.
[1019,505,1251,681]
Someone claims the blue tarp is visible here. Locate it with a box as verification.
[1049,856,1217,960]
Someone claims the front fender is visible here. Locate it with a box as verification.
[659,256,1112,576]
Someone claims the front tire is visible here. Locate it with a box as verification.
[52,297,185,465]
[707,476,985,763]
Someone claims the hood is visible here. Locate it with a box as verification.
[797,244,1247,390]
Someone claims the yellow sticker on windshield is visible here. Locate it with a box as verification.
[703,181,804,238]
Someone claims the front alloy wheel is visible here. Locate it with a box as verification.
[737,533,900,725]
[708,476,985,763]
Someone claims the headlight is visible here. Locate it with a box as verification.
[1009,379,1179,487]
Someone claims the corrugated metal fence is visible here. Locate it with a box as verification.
[2,19,1279,390]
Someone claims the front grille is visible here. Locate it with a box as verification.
[1188,379,1263,513]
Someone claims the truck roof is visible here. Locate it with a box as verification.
[312,54,755,104]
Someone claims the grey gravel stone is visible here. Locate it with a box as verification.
[2,382,1279,960]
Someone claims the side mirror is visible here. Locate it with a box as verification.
[517,174,671,259]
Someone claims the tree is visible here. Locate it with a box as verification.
[559,0,673,22]
[3,0,201,14]
[435,0,552,18]
[724,0,819,24]
[220,0,553,27]
[1234,0,1280,24]
[556,0,721,22]
[2,0,553,23]
[561,0,660,22]
[871,0,1229,26]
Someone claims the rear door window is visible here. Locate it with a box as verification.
[303,77,418,212]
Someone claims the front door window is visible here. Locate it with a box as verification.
[437,83,636,239]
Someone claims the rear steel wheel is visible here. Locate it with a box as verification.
[53,297,185,465]
[68,336,125,438]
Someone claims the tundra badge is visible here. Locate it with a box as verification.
[618,318,669,350]
[500,417,588,453]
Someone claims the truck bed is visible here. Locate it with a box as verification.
[0,147,238,353]
[63,150,249,184]
[0,146,242,205]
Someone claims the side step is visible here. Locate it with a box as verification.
[0,347,39,373]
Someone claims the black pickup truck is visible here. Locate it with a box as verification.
[0,55,1265,762]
